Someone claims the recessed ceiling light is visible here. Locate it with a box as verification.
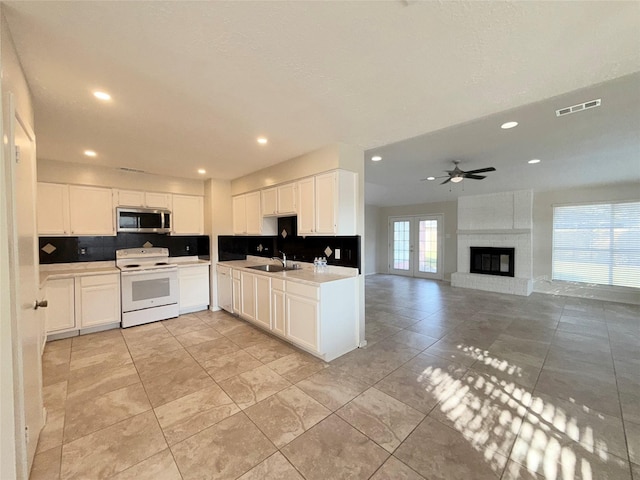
[257,137,268,145]
[427,176,435,181]
[501,121,518,129]
[93,91,111,101]
[197,168,206,174]
[371,155,382,162]
[83,150,97,157]
[528,159,541,164]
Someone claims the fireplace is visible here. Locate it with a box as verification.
[470,247,515,277]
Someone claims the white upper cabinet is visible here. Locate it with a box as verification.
[297,177,316,235]
[38,183,114,236]
[297,170,357,236]
[68,185,115,236]
[233,195,247,234]
[37,182,70,235]
[116,189,172,210]
[115,189,145,207]
[233,191,276,235]
[172,194,204,235]
[261,188,277,216]
[262,183,296,217]
[277,183,297,215]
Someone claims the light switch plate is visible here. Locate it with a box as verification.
[335,248,341,260]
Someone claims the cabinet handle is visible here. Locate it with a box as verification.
[34,299,48,310]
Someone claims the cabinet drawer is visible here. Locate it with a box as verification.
[232,269,241,280]
[272,278,285,291]
[77,273,119,287]
[217,265,231,276]
[286,281,318,300]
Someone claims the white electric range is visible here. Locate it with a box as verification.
[116,247,179,327]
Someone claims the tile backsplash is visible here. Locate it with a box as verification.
[218,231,360,271]
[39,233,210,264]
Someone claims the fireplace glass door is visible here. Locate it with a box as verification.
[389,215,443,279]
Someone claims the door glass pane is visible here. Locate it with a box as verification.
[132,278,170,301]
[392,221,410,270]
[418,219,438,273]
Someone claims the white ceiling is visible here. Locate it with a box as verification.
[4,1,640,206]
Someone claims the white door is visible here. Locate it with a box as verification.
[388,215,443,280]
[9,103,45,476]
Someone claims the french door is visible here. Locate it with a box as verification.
[388,215,443,279]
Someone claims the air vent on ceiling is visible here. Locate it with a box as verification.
[555,98,601,117]
[119,167,147,174]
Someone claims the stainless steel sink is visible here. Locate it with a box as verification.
[247,264,288,272]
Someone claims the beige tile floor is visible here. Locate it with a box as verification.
[32,274,639,479]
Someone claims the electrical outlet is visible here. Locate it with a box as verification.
[79,248,87,255]
[335,248,341,260]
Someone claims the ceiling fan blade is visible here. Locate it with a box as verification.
[463,174,486,180]
[440,178,451,185]
[463,167,496,174]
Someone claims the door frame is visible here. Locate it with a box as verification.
[387,214,444,280]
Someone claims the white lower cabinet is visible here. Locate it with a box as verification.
[254,275,271,330]
[44,277,75,333]
[216,265,233,313]
[227,266,358,361]
[232,269,241,315]
[178,264,210,314]
[44,273,121,337]
[286,286,319,352]
[271,279,286,337]
[75,274,121,329]
[240,272,271,329]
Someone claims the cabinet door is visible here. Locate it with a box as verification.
[254,275,271,329]
[172,195,204,235]
[244,192,262,234]
[145,192,172,209]
[69,185,115,235]
[277,183,296,215]
[179,265,210,313]
[217,267,233,313]
[76,274,121,329]
[271,288,285,337]
[240,272,255,321]
[116,190,145,207]
[232,277,241,314]
[286,294,319,352]
[315,172,337,234]
[297,177,315,234]
[232,195,247,234]
[44,278,75,333]
[37,183,70,235]
[261,188,277,217]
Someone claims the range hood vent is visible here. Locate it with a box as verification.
[556,98,601,117]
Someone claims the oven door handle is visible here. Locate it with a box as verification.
[120,268,177,277]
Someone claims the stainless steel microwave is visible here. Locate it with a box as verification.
[116,207,171,233]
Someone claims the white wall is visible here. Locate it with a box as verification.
[1,9,35,479]
[37,158,204,195]
[364,205,379,275]
[376,200,458,281]
[230,144,341,195]
[204,178,233,310]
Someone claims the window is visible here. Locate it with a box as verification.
[552,201,640,288]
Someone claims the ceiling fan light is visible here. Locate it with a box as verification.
[451,176,463,183]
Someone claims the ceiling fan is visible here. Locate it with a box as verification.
[421,161,496,185]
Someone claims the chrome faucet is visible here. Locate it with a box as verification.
[272,252,286,268]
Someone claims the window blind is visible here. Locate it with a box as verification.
[552,201,640,288]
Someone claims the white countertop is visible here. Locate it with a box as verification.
[40,257,211,286]
[219,257,357,285]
